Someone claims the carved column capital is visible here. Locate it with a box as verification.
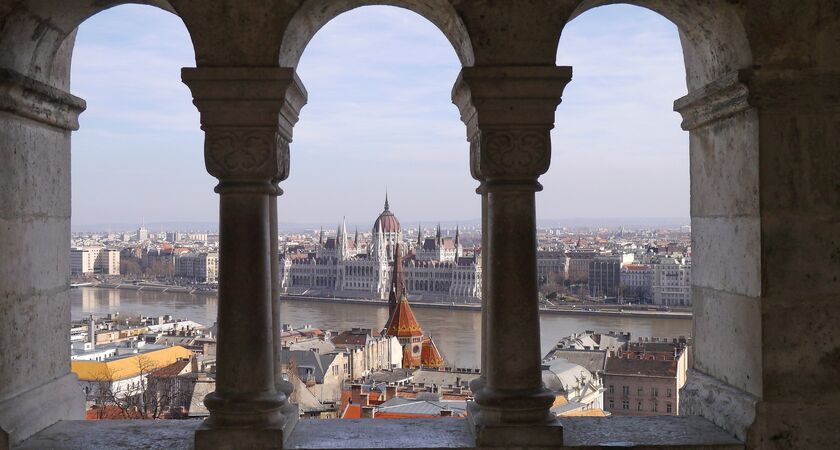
[452,66,572,190]
[182,67,307,193]
[203,128,290,193]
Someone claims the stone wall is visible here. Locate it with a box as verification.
[0,0,839,448]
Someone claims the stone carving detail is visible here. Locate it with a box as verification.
[204,129,288,182]
[476,129,550,180]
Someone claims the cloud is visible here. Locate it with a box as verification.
[70,3,688,226]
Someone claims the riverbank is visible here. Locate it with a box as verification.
[83,283,692,320]
[277,294,692,320]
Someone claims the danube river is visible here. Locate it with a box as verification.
[71,287,691,369]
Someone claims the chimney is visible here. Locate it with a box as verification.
[361,406,375,419]
[350,384,362,405]
[359,393,369,406]
[440,409,453,417]
[386,385,397,401]
[88,314,96,349]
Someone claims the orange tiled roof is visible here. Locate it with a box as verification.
[85,405,144,420]
[384,294,423,338]
[420,337,444,368]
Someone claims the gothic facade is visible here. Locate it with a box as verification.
[279,198,481,301]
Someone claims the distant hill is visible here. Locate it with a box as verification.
[73,217,689,233]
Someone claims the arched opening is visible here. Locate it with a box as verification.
[66,3,205,421]
[278,5,479,416]
[278,0,474,68]
[542,3,691,418]
[551,0,759,440]
[0,0,206,438]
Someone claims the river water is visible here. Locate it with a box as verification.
[71,287,691,369]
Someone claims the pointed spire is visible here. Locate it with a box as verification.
[354,227,359,245]
[417,223,422,246]
[384,191,390,212]
[436,223,442,241]
[319,227,324,245]
[455,225,460,245]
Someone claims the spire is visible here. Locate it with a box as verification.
[354,227,359,245]
[339,217,348,260]
[436,223,442,242]
[319,227,324,245]
[384,191,390,212]
[455,225,460,245]
[387,243,404,319]
[417,223,422,246]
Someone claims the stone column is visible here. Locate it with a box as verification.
[452,66,571,447]
[270,183,297,413]
[182,67,306,450]
[0,68,86,447]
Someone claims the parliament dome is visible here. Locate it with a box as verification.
[373,195,401,233]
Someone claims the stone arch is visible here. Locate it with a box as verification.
[278,0,474,68]
[566,0,752,91]
[0,1,194,90]
[558,1,762,441]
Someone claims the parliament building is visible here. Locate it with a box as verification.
[279,197,481,301]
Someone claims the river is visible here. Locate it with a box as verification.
[71,287,692,369]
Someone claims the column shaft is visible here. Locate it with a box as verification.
[208,190,283,426]
[484,189,541,390]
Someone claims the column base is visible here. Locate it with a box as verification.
[195,404,299,450]
[0,373,84,448]
[466,401,563,448]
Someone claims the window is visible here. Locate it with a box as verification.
[667,388,672,398]
[609,384,614,394]
[608,399,614,409]
[622,385,629,396]
[637,401,643,411]
[637,387,644,396]
[622,400,629,410]
[666,403,672,413]
[652,401,658,412]
[652,387,659,397]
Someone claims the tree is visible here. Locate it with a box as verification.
[120,257,143,277]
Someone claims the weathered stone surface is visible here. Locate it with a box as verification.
[17,420,200,450]
[690,217,761,298]
[0,374,83,448]
[760,213,840,298]
[0,115,71,218]
[680,369,759,442]
[685,111,759,218]
[760,295,840,400]
[691,287,762,397]
[19,417,742,449]
[560,415,741,448]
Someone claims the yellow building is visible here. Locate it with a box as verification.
[72,346,193,383]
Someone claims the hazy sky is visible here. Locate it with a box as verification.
[70,4,688,228]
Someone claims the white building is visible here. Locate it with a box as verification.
[70,247,120,276]
[651,256,691,306]
[175,252,219,282]
[331,328,403,381]
[280,197,481,301]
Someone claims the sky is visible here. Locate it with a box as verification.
[70,4,688,230]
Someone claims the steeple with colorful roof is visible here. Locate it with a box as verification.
[383,243,445,369]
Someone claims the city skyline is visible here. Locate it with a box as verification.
[70,4,688,227]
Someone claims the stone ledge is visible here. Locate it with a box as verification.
[0,373,84,447]
[680,369,759,442]
[0,69,86,131]
[673,71,751,131]
[17,416,742,449]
